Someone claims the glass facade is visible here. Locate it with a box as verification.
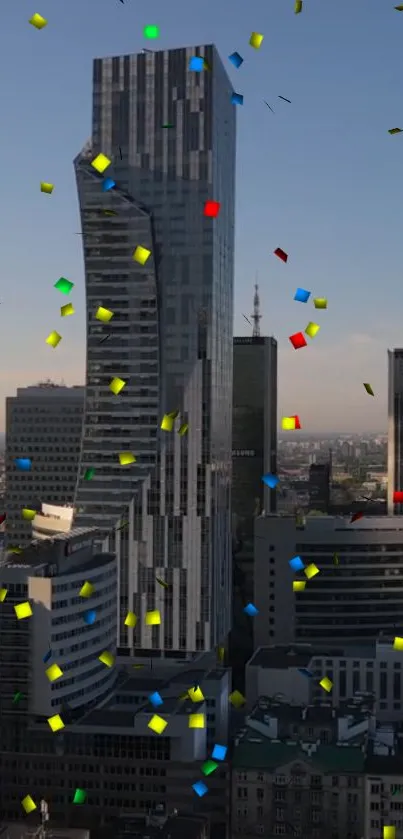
[74,45,236,654]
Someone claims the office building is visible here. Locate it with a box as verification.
[73,45,236,655]
[253,514,403,648]
[245,641,403,722]
[388,348,403,514]
[5,384,84,548]
[32,503,75,541]
[308,462,330,513]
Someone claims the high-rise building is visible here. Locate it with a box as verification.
[254,514,403,648]
[387,348,403,514]
[5,384,84,548]
[73,45,236,655]
[308,462,331,513]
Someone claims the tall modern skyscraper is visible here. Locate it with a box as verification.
[5,384,84,548]
[73,45,236,655]
[388,349,403,514]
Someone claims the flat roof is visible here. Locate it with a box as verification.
[248,644,377,669]
[233,738,366,773]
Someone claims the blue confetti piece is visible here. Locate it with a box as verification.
[294,288,311,303]
[231,92,244,106]
[43,649,52,664]
[102,178,116,192]
[83,610,97,625]
[149,691,163,708]
[229,51,244,69]
[244,603,259,617]
[192,781,208,797]
[189,56,204,72]
[15,458,32,471]
[298,668,314,679]
[262,473,279,490]
[289,555,305,572]
[211,743,227,761]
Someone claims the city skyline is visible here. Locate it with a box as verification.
[1,1,402,434]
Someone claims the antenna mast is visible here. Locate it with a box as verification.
[251,282,262,338]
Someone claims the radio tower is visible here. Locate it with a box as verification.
[251,282,262,337]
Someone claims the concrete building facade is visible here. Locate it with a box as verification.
[5,384,84,547]
[388,348,403,514]
[73,44,236,655]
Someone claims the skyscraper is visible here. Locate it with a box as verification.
[74,45,236,654]
[5,384,84,548]
[387,349,403,514]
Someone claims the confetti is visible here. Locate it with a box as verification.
[261,473,279,489]
[293,581,306,592]
[99,334,111,345]
[145,610,161,626]
[295,0,303,12]
[204,200,221,218]
[189,713,205,729]
[21,508,36,521]
[178,422,189,436]
[274,247,288,263]
[45,663,63,683]
[278,95,292,103]
[294,288,311,303]
[193,781,208,797]
[161,413,175,431]
[124,611,137,627]
[212,744,227,761]
[231,93,244,106]
[84,467,95,481]
[264,101,275,113]
[319,677,333,693]
[189,56,204,72]
[297,668,313,679]
[333,553,339,566]
[389,128,403,134]
[118,452,136,465]
[109,377,126,395]
[40,182,54,194]
[73,789,87,805]
[29,14,47,29]
[43,649,52,663]
[229,690,245,708]
[13,691,22,704]
[15,457,32,471]
[289,555,304,571]
[47,714,64,733]
[144,25,160,39]
[249,32,264,49]
[289,332,307,350]
[384,829,396,839]
[21,795,37,814]
[155,576,169,589]
[95,306,114,323]
[244,603,259,617]
[202,759,218,776]
[83,610,96,625]
[54,277,74,295]
[102,178,115,191]
[393,637,403,651]
[350,511,364,523]
[149,691,163,708]
[14,602,33,620]
[61,303,75,317]
[395,4,403,9]
[91,153,111,174]
[282,416,297,430]
[363,382,374,396]
[304,563,320,579]
[0,588,7,602]
[46,331,62,349]
[133,245,151,265]
[148,714,168,734]
[305,322,320,339]
[188,686,204,702]
[313,297,327,309]
[79,581,94,598]
[229,52,244,68]
[393,491,403,503]
[99,651,115,667]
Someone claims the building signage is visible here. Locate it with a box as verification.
[233,337,264,345]
[65,538,94,556]
[232,449,256,457]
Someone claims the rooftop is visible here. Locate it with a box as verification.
[249,696,373,728]
[248,644,377,669]
[115,814,208,839]
[233,737,366,773]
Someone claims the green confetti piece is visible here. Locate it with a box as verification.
[84,468,95,481]
[201,759,218,776]
[143,25,159,39]
[54,277,74,295]
[73,788,87,804]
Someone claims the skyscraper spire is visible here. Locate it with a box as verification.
[251,282,262,337]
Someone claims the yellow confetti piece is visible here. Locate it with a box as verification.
[61,303,75,317]
[21,795,37,814]
[293,580,306,592]
[188,686,204,702]
[384,827,396,839]
[47,714,64,733]
[109,377,126,395]
[133,245,151,265]
[79,580,94,598]
[393,636,403,651]
[217,645,225,663]
[295,0,303,12]
[148,714,168,734]
[40,182,54,194]
[189,713,205,728]
[119,451,136,466]
[313,297,327,309]
[29,13,47,29]
[145,610,161,626]
[0,588,7,602]
[45,663,63,683]
[95,306,114,323]
[161,414,175,432]
[14,601,33,620]
[229,690,245,708]
[178,423,189,436]
[305,322,320,339]
[304,563,320,580]
[363,383,374,396]
[99,651,115,667]
[46,331,62,348]
[282,416,296,431]
[91,153,111,174]
[319,676,333,693]
[21,508,36,521]
[389,127,403,133]
[155,576,169,589]
[124,611,137,628]
[249,32,264,49]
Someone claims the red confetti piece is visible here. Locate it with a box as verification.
[393,491,403,503]
[289,332,307,350]
[350,512,364,523]
[291,415,301,429]
[204,200,221,218]
[274,247,288,263]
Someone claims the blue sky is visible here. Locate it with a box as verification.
[0,0,402,432]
